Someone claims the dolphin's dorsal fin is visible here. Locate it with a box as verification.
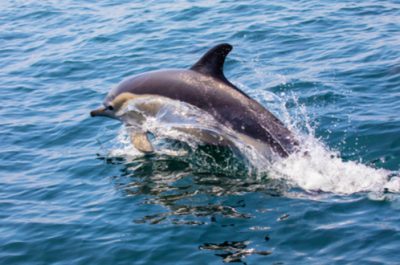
[190,43,251,99]
[190,43,232,82]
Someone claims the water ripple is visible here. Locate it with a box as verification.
[1,0,400,264]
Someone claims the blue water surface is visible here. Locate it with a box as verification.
[1,1,400,264]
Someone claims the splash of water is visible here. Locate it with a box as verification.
[271,91,400,195]
[108,92,400,196]
[271,135,400,194]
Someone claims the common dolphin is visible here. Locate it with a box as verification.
[90,43,298,157]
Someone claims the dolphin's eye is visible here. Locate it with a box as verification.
[107,105,114,111]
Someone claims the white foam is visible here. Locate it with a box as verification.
[271,135,398,194]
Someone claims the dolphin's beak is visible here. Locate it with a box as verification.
[90,107,107,117]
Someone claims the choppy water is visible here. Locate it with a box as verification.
[1,1,400,264]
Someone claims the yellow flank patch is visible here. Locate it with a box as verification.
[111,92,137,111]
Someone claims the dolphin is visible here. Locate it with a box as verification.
[90,43,298,157]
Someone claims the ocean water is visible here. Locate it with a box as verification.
[1,0,400,264]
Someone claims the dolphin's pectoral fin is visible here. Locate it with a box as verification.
[131,132,154,154]
[190,43,232,81]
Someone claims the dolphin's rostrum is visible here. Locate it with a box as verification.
[91,43,298,157]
